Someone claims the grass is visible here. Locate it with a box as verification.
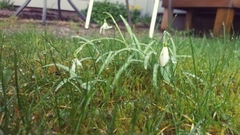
[0,17,240,135]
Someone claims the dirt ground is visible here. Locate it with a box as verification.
[0,8,161,36]
[0,8,160,38]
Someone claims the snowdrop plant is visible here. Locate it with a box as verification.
[159,30,178,67]
[99,19,113,34]
[159,31,178,83]
[73,12,181,89]
[144,30,178,88]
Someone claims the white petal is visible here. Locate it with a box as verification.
[159,47,169,67]
[100,23,107,34]
[71,62,76,72]
[71,58,82,72]
[100,22,112,34]
[102,22,108,29]
[106,25,113,29]
[99,27,103,34]
[73,58,82,67]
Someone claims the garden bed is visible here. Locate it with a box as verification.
[0,7,82,21]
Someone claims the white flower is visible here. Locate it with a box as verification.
[159,46,169,67]
[71,58,82,72]
[99,20,113,34]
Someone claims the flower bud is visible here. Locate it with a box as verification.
[159,46,169,67]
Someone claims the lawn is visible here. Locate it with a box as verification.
[0,16,240,135]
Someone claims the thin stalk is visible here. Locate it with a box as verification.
[74,37,127,57]
[103,12,125,42]
[0,32,9,132]
[14,51,25,125]
[54,96,62,133]
[188,36,199,99]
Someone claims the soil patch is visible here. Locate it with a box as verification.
[0,8,161,38]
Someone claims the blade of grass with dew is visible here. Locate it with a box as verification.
[163,79,197,105]
[55,76,82,92]
[153,109,168,134]
[14,51,26,127]
[188,120,204,135]
[168,32,177,57]
[77,57,94,65]
[103,12,125,42]
[97,51,114,75]
[97,47,145,76]
[112,55,142,86]
[97,47,145,70]
[74,38,128,57]
[0,32,11,133]
[160,66,171,83]
[143,40,156,54]
[183,71,204,84]
[144,51,157,70]
[188,36,198,92]
[153,63,159,89]
[72,36,100,55]
[119,15,133,41]
[120,15,141,51]
[74,88,97,135]
[43,63,78,77]
[2,69,12,88]
[81,79,106,91]
[42,36,66,58]
[114,47,145,57]
[74,39,97,58]
[181,71,198,90]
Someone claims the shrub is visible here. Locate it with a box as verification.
[82,0,141,25]
[128,5,141,24]
[0,0,14,10]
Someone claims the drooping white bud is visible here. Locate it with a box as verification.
[159,46,169,67]
[99,20,113,34]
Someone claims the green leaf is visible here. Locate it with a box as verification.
[112,55,142,86]
[144,51,156,70]
[43,63,78,77]
[0,68,13,91]
[153,64,159,89]
[160,66,171,83]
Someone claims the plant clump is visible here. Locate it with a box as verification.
[0,0,14,10]
[82,0,141,25]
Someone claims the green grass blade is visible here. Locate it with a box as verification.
[143,40,156,54]
[98,51,114,75]
[153,63,159,89]
[112,55,142,86]
[120,15,141,51]
[43,63,78,77]
[144,51,157,69]
[119,15,133,42]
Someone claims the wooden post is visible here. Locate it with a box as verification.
[168,0,172,27]
[161,0,173,30]
[213,8,234,36]
[184,10,193,30]
[161,8,173,30]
